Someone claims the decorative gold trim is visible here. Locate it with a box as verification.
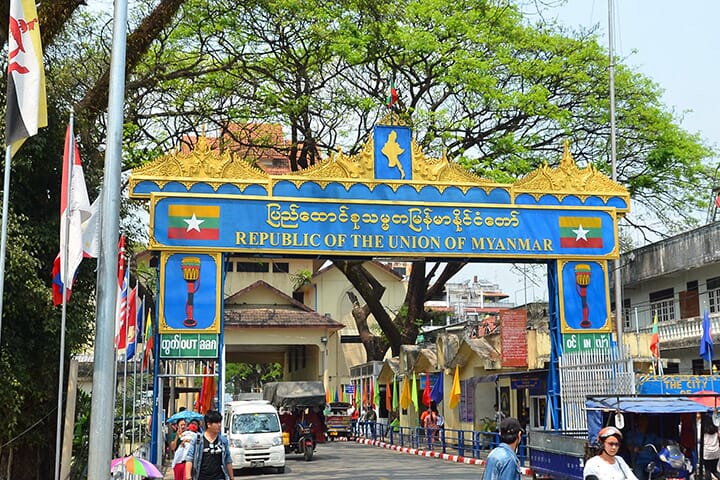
[287,132,494,190]
[129,136,269,197]
[130,133,629,211]
[513,141,629,207]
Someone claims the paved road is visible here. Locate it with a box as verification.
[236,441,484,479]
[163,440,536,479]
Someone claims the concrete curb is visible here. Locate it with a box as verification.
[354,437,533,475]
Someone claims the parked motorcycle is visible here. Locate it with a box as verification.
[294,422,316,461]
[645,441,693,480]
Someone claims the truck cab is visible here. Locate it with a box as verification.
[224,400,286,473]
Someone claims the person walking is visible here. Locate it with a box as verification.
[702,415,720,480]
[184,410,234,480]
[583,426,637,480]
[172,422,196,480]
[423,406,439,446]
[483,417,523,480]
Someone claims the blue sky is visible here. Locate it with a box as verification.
[460,1,720,300]
[547,1,720,151]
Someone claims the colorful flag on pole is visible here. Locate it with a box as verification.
[430,374,443,405]
[6,0,47,155]
[392,376,399,410]
[142,308,154,370]
[385,80,398,109]
[362,380,368,407]
[399,376,410,410]
[115,242,128,350]
[385,382,392,411]
[649,314,660,358]
[422,372,432,407]
[449,365,461,409]
[125,286,138,360]
[195,365,216,414]
[51,254,70,305]
[411,372,418,412]
[373,378,380,408]
[701,310,714,363]
[59,120,91,287]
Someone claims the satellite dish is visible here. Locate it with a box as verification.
[615,412,625,429]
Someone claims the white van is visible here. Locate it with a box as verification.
[224,400,286,473]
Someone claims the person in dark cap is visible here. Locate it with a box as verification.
[483,417,523,480]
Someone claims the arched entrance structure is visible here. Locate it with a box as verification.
[130,117,630,460]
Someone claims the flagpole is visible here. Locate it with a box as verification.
[607,0,626,361]
[0,145,11,347]
[87,0,129,476]
[54,113,75,480]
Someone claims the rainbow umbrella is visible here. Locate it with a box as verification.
[110,456,163,478]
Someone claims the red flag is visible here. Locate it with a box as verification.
[196,365,217,414]
[362,381,368,407]
[369,381,375,408]
[115,240,128,350]
[6,0,47,155]
[422,373,432,407]
[385,382,392,411]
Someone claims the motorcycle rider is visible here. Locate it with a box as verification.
[583,426,638,480]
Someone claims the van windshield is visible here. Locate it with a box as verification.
[231,413,280,434]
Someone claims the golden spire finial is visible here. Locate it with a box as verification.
[561,140,575,168]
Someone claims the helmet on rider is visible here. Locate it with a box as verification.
[597,426,623,444]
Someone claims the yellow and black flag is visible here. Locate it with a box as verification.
[6,0,47,155]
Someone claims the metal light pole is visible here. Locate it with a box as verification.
[608,0,625,355]
[87,0,128,478]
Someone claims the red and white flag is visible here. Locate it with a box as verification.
[6,0,47,154]
[59,121,91,287]
[114,236,127,348]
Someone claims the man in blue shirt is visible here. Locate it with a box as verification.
[483,417,523,480]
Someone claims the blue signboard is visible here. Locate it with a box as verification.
[159,252,222,333]
[559,260,611,333]
[638,375,720,395]
[151,196,617,259]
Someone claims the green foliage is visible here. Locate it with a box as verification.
[225,363,283,395]
[289,269,312,291]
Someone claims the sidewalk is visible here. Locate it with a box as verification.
[355,437,533,476]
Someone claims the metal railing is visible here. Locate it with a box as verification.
[354,421,528,465]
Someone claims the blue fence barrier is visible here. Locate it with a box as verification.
[353,421,528,465]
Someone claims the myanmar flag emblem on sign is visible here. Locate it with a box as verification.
[559,216,603,248]
[168,205,220,240]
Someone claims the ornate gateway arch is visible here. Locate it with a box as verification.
[130,118,630,441]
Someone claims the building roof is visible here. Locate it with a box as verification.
[224,308,344,329]
[446,337,500,368]
[224,279,344,329]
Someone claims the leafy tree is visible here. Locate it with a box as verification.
[225,363,282,395]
